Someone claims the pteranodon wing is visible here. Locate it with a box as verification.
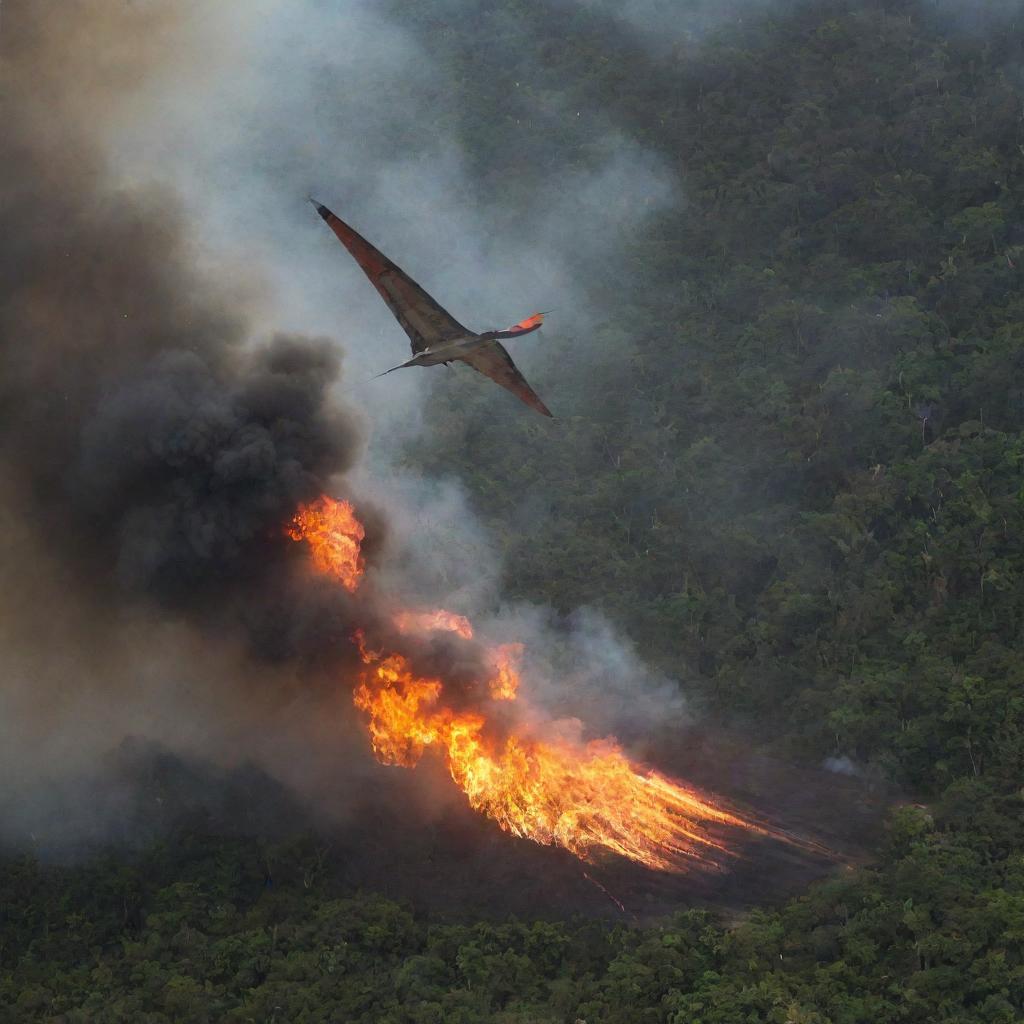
[312,200,470,354]
[458,341,553,417]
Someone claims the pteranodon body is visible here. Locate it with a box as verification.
[311,199,552,417]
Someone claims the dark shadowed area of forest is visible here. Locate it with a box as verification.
[4,1,1024,1021]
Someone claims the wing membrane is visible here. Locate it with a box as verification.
[459,341,552,417]
[314,202,470,353]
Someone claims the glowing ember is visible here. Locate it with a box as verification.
[287,496,365,591]
[354,639,761,872]
[393,609,474,640]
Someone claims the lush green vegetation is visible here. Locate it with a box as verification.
[5,1,1024,1020]
[2,807,1022,1022]
[409,0,1024,794]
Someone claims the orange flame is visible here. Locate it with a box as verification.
[287,496,365,591]
[393,609,474,640]
[392,611,521,700]
[488,643,522,701]
[354,637,761,872]
[288,496,801,873]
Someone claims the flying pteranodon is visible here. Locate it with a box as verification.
[310,199,552,417]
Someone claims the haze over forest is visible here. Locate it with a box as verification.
[3,1,1024,1021]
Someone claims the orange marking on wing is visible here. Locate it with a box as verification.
[512,312,545,331]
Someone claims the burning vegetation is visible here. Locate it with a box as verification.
[393,608,475,640]
[287,496,366,592]
[287,493,791,873]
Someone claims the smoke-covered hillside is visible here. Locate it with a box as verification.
[3,1,1024,1022]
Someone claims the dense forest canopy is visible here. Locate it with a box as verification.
[404,0,1024,794]
[4,1,1024,1021]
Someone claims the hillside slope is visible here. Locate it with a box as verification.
[4,2,1024,1021]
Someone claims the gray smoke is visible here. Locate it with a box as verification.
[0,0,381,850]
[93,1,689,709]
[0,2,368,611]
[0,0,764,854]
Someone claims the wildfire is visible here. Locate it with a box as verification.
[393,610,521,701]
[488,643,522,701]
[354,637,760,872]
[287,495,365,591]
[393,608,474,640]
[292,495,782,873]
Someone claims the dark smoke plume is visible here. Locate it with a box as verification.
[0,1,394,851]
[0,2,534,859]
[0,4,870,903]
[0,3,364,627]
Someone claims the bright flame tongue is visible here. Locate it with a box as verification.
[291,496,766,872]
[392,610,520,701]
[488,643,522,701]
[354,640,752,872]
[287,496,365,591]
[393,609,474,640]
